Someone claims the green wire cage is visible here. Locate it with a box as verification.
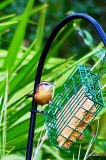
[44,65,105,153]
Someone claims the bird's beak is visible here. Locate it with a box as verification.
[50,83,56,86]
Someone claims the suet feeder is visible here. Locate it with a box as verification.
[44,65,105,152]
[26,13,106,160]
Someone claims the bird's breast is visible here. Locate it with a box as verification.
[34,89,52,105]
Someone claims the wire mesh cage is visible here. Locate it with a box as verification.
[44,65,105,153]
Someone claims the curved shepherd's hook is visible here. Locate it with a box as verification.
[26,13,106,160]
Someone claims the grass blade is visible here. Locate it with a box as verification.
[3,0,35,69]
[0,0,15,10]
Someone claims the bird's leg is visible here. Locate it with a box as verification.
[38,105,44,114]
[49,100,52,105]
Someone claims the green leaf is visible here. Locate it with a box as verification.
[0,21,17,31]
[76,27,94,48]
[0,14,16,21]
[43,144,64,160]
[83,30,94,48]
[0,0,15,10]
[3,0,35,69]
[34,7,46,51]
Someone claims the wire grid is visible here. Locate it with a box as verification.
[44,65,105,153]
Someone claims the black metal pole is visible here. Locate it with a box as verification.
[25,13,106,160]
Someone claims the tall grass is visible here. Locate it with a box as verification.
[0,71,8,160]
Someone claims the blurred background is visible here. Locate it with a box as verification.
[0,0,106,160]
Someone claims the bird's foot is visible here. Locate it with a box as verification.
[49,100,52,105]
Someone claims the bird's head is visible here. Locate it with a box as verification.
[38,81,56,91]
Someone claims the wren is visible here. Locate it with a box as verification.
[26,81,55,105]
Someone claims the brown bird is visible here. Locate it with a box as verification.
[26,81,55,105]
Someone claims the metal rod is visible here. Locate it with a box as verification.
[25,13,106,160]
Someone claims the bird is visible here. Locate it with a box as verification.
[26,81,55,105]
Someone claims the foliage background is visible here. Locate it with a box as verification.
[0,0,106,160]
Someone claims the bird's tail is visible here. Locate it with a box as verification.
[25,94,34,98]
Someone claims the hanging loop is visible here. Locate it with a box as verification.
[34,13,106,90]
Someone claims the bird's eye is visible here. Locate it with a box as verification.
[45,83,48,85]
